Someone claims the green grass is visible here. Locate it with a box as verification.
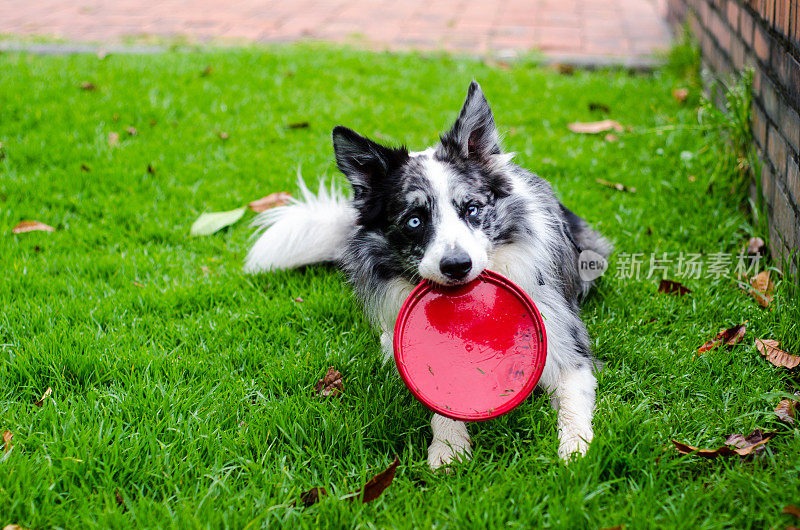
[1,44,799,529]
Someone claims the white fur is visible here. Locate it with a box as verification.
[428,414,471,470]
[243,177,355,273]
[416,157,489,285]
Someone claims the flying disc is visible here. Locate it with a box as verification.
[393,270,547,422]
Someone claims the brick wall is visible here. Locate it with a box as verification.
[666,0,800,272]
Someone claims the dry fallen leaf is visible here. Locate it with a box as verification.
[108,132,120,146]
[2,430,12,453]
[568,119,624,134]
[746,237,766,255]
[314,367,343,398]
[588,101,611,113]
[775,393,799,425]
[248,192,291,213]
[596,178,636,193]
[672,429,774,458]
[34,387,52,407]
[354,456,400,503]
[785,505,800,519]
[672,87,689,103]
[697,323,746,353]
[658,279,691,296]
[554,63,574,75]
[756,338,800,369]
[80,81,96,91]
[296,486,327,507]
[285,121,310,130]
[750,270,774,308]
[12,221,55,234]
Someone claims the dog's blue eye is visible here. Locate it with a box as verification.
[467,205,480,217]
[407,217,421,229]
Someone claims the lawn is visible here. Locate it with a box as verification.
[1,44,799,529]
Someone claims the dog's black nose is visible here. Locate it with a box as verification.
[440,250,472,281]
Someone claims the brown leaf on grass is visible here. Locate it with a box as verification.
[12,221,55,234]
[672,88,689,103]
[285,121,310,130]
[296,486,327,507]
[568,119,624,134]
[80,81,96,91]
[314,367,343,398]
[34,387,52,407]
[784,505,800,519]
[658,279,691,296]
[775,393,799,425]
[554,63,574,75]
[248,192,291,213]
[750,270,774,308]
[596,178,636,193]
[672,429,775,458]
[218,131,229,140]
[697,323,746,353]
[126,126,138,136]
[2,430,12,453]
[108,132,119,146]
[724,429,774,456]
[354,456,400,503]
[756,338,800,369]
[588,102,611,113]
[746,237,766,255]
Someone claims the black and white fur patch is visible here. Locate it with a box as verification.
[245,81,612,469]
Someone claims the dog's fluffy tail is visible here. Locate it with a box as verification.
[243,177,355,274]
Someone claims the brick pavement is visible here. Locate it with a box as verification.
[0,0,672,62]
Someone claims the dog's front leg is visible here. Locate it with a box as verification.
[380,331,471,470]
[427,414,471,470]
[549,365,596,460]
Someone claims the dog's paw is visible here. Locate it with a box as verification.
[427,439,471,471]
[557,431,592,461]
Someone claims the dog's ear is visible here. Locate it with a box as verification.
[332,126,408,226]
[332,126,408,191]
[440,81,500,161]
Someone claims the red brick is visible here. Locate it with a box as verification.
[779,104,800,157]
[787,156,800,208]
[726,0,740,30]
[761,156,775,206]
[730,33,746,68]
[753,23,771,63]
[767,127,789,176]
[774,184,798,247]
[753,101,769,150]
[739,5,755,46]
[761,75,779,117]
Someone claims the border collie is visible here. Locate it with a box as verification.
[244,82,611,470]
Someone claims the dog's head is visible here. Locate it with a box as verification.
[332,81,514,286]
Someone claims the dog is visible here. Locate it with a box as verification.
[244,81,611,470]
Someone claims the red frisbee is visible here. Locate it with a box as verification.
[393,270,547,422]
